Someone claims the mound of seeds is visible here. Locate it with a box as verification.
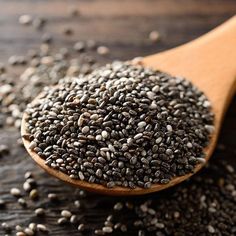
[25,61,214,188]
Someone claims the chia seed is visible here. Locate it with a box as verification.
[24,227,34,236]
[10,188,21,197]
[0,198,6,208]
[23,182,32,192]
[25,61,214,189]
[18,198,27,207]
[61,210,72,218]
[102,226,113,233]
[97,46,109,55]
[35,208,45,216]
[78,223,85,231]
[16,232,26,236]
[57,218,67,225]
[19,15,32,25]
[149,30,160,42]
[1,222,11,233]
[48,193,58,201]
[70,215,78,224]
[36,224,48,233]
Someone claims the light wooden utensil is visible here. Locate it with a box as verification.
[22,16,236,196]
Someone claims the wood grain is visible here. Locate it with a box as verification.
[0,0,236,235]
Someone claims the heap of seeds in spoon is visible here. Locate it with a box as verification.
[24,61,214,188]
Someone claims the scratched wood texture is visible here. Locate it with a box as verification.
[0,0,236,235]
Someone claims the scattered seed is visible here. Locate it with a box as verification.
[70,215,78,224]
[19,15,32,25]
[94,229,105,235]
[113,202,123,211]
[74,200,81,208]
[0,144,9,155]
[0,198,6,208]
[10,188,21,197]
[35,208,45,216]
[23,182,32,192]
[16,225,23,231]
[16,232,26,236]
[48,193,58,201]
[24,227,34,236]
[29,189,38,200]
[149,30,160,42]
[1,222,11,233]
[24,172,33,179]
[36,224,48,233]
[28,223,36,231]
[97,46,109,55]
[102,226,113,233]
[79,190,86,197]
[57,217,67,225]
[26,178,37,187]
[78,223,85,231]
[74,41,85,52]
[18,198,27,207]
[61,210,72,218]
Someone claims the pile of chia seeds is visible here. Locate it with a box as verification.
[25,61,214,188]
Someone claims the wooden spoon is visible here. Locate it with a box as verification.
[21,16,236,196]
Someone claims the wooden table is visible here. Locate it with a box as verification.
[0,0,235,235]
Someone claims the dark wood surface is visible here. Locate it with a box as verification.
[0,0,236,235]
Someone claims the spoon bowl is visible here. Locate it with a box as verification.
[22,16,236,196]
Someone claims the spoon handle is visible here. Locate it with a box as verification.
[143,16,236,124]
[144,15,236,88]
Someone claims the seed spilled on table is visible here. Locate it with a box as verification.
[1,159,236,235]
[24,61,214,188]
